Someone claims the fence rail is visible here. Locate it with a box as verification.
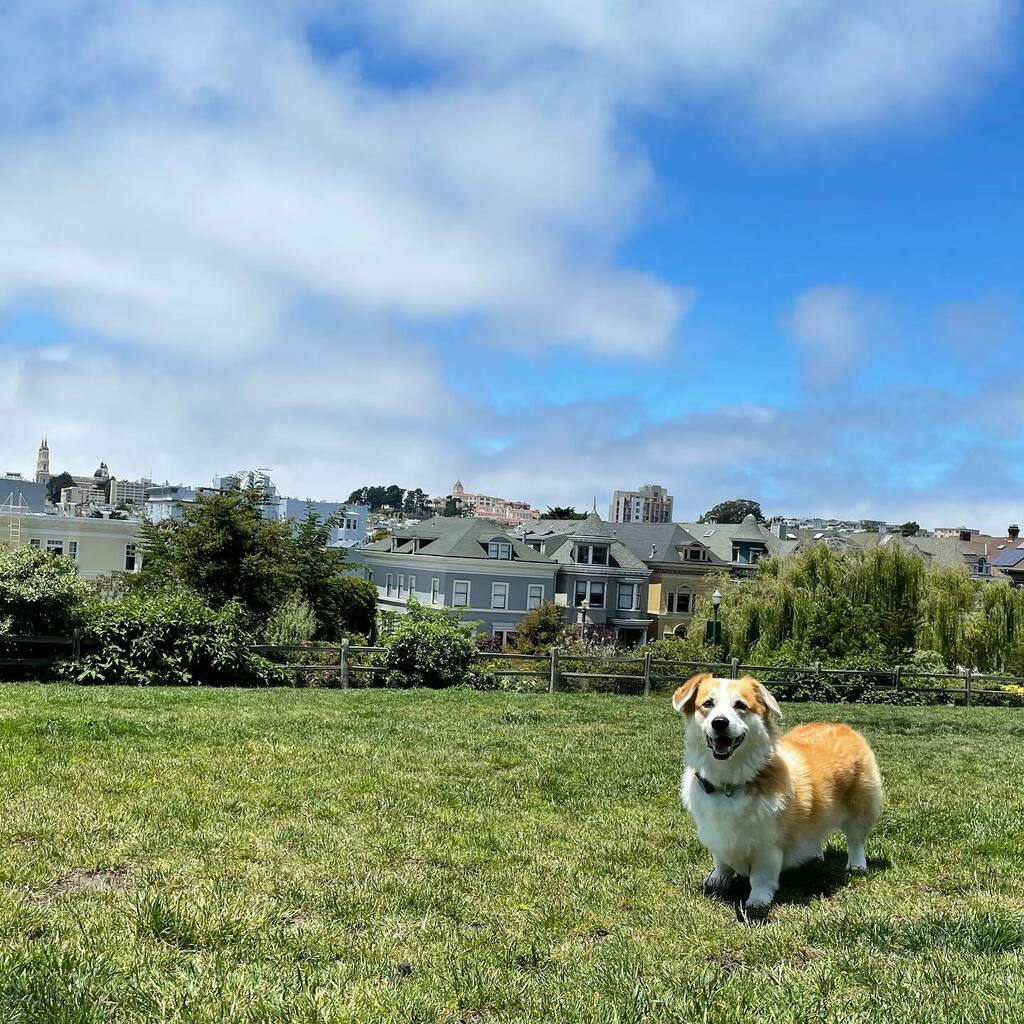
[2,633,1023,705]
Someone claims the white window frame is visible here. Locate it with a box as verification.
[491,582,509,609]
[492,627,516,646]
[574,544,609,566]
[386,573,395,598]
[453,580,471,608]
[487,541,512,560]
[46,539,64,556]
[397,574,406,600]
[527,583,544,610]
[29,538,41,549]
[124,543,139,572]
[617,582,639,611]
[431,578,441,606]
[408,575,416,598]
[574,579,606,609]
[68,540,78,562]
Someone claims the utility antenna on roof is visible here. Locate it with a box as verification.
[592,496,597,513]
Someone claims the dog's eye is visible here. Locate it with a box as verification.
[733,701,748,711]
[701,699,715,709]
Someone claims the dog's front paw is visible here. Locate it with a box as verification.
[741,900,771,926]
[702,869,732,894]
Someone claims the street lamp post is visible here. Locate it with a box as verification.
[707,588,722,646]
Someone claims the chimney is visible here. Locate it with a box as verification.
[650,544,657,559]
[1009,524,1020,541]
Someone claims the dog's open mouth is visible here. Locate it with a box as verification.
[707,733,745,760]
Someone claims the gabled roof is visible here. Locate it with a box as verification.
[604,521,722,564]
[524,516,650,571]
[362,516,552,562]
[679,520,798,563]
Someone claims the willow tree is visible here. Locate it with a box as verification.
[685,543,927,667]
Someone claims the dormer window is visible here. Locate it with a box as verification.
[488,541,512,559]
[684,546,706,562]
[574,544,609,565]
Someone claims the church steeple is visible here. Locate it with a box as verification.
[35,439,51,484]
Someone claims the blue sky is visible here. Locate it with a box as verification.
[1,1,1022,529]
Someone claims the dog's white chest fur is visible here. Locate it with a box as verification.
[681,770,784,877]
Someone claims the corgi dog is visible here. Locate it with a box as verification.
[673,673,882,921]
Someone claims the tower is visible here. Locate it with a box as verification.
[35,438,50,484]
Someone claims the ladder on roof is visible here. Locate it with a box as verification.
[1,492,29,548]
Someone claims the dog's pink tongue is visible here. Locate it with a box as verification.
[713,736,733,754]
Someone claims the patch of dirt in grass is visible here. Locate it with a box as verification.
[708,950,746,974]
[577,927,611,946]
[51,866,129,896]
[280,910,309,930]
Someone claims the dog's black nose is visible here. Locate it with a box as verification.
[711,716,730,734]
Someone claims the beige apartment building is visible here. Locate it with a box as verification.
[1,508,143,578]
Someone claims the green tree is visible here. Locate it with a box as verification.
[383,484,405,510]
[700,498,764,524]
[900,521,921,537]
[45,471,76,503]
[544,506,587,520]
[442,496,468,517]
[403,488,429,516]
[514,600,566,653]
[290,507,375,640]
[138,489,297,623]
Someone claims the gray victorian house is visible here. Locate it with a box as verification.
[352,513,652,644]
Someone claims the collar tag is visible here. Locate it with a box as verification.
[695,773,739,797]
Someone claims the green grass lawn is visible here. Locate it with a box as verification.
[1,685,1022,1024]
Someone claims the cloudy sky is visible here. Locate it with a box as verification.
[1,1,1022,529]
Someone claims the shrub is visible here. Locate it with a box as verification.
[382,615,476,689]
[59,588,285,687]
[263,594,317,647]
[0,545,87,637]
[513,600,565,653]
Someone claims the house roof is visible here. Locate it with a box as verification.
[678,520,799,563]
[524,516,650,571]
[603,521,719,564]
[363,516,552,562]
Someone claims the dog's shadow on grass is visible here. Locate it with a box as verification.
[707,849,891,923]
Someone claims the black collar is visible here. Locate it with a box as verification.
[695,773,740,797]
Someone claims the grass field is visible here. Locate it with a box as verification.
[1,685,1022,1024]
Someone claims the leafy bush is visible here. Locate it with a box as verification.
[60,588,285,687]
[382,608,476,688]
[263,594,317,647]
[0,545,87,637]
[513,600,565,653]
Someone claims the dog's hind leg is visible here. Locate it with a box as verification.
[841,753,882,873]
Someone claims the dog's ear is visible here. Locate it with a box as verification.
[672,674,708,715]
[756,681,783,721]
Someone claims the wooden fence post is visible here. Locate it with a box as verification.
[72,628,81,661]
[643,652,652,697]
[893,664,902,692]
[549,647,560,694]
[964,668,972,708]
[339,638,350,689]
[730,657,739,679]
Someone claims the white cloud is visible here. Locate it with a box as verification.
[357,0,1016,132]
[0,1,684,361]
[787,285,873,386]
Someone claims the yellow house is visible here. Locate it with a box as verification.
[0,509,143,578]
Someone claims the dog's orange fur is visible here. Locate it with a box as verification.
[673,674,881,850]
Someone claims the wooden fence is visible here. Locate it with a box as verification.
[3,633,1024,705]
